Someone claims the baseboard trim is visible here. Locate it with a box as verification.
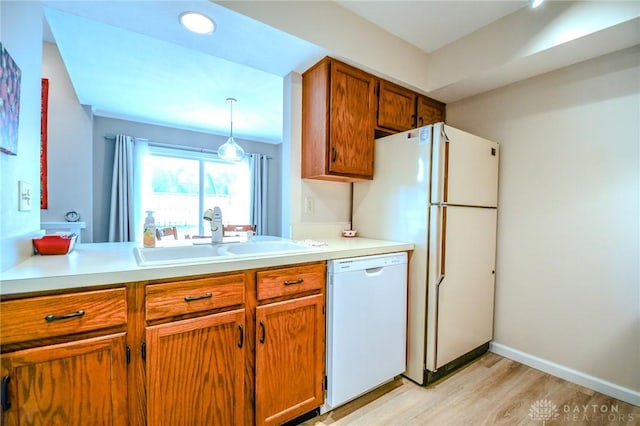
[490,342,640,407]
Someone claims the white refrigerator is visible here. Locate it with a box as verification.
[352,123,499,384]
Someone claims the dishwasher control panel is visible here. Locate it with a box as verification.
[328,252,407,274]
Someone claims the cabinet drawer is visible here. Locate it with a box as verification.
[146,274,245,321]
[0,288,127,345]
[257,263,325,301]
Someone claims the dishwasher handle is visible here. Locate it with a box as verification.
[364,266,384,276]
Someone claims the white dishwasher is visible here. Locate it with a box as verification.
[323,252,408,413]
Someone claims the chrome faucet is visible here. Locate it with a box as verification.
[203,207,223,243]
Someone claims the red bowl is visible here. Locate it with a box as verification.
[33,234,77,255]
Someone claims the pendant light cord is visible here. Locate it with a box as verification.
[227,97,237,138]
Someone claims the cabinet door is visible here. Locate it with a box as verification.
[146,309,244,426]
[328,61,376,178]
[0,333,128,426]
[416,95,445,127]
[255,294,324,426]
[377,80,417,132]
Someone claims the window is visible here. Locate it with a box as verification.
[140,146,250,238]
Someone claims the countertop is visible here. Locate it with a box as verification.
[0,237,413,297]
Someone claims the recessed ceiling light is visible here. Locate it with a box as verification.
[531,0,545,8]
[179,11,215,35]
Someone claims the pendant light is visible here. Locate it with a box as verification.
[217,97,245,161]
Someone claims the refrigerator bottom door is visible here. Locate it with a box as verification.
[427,206,497,371]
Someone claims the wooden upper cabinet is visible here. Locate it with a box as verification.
[302,57,376,182]
[417,95,446,128]
[377,80,417,132]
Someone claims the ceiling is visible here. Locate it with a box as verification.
[42,1,639,144]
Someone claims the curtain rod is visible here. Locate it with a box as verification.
[103,135,273,159]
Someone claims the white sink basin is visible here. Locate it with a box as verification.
[134,244,230,266]
[134,238,316,266]
[219,240,314,256]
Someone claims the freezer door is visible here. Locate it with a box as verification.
[431,123,499,207]
[426,205,497,371]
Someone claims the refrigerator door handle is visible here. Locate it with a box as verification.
[439,206,447,275]
[431,205,447,371]
[431,124,450,204]
[431,204,447,283]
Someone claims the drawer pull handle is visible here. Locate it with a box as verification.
[184,293,212,302]
[44,310,85,322]
[284,278,304,286]
[1,376,10,411]
[259,321,266,344]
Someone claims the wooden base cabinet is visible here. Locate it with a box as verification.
[143,273,246,426]
[255,294,324,426]
[254,262,326,426]
[145,309,245,426]
[1,263,326,426]
[0,333,128,426]
[0,287,129,426]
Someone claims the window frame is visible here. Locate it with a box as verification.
[143,144,250,237]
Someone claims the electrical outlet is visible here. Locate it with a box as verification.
[18,181,32,211]
[304,197,314,214]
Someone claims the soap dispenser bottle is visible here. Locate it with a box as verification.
[143,211,156,248]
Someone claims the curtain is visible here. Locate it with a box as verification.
[249,153,269,235]
[108,134,148,242]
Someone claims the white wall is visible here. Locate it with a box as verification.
[41,42,93,242]
[447,47,640,400]
[0,1,44,271]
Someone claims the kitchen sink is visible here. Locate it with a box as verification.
[219,240,314,256]
[134,237,316,266]
[134,244,230,266]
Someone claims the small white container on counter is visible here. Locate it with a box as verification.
[41,222,86,243]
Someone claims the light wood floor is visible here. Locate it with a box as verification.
[301,352,639,425]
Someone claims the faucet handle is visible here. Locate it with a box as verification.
[213,206,222,221]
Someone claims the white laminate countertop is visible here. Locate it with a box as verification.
[0,237,413,297]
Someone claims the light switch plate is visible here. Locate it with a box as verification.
[18,181,32,211]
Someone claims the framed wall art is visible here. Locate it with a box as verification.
[0,43,22,156]
[41,78,49,208]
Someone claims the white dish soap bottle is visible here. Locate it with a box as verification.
[143,211,156,248]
